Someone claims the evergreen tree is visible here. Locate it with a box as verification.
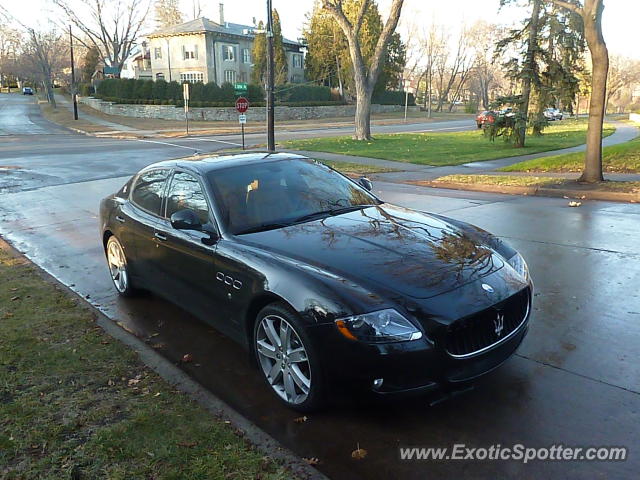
[251,12,288,86]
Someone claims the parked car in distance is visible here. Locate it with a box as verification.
[100,153,533,411]
[476,111,496,129]
[22,87,33,95]
[543,108,563,121]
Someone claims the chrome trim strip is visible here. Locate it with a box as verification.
[446,296,531,359]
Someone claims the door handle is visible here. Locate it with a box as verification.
[115,215,125,223]
[154,232,167,241]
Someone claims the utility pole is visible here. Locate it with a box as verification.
[266,0,275,152]
[69,25,78,120]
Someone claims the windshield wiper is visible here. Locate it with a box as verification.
[235,222,291,235]
[292,205,375,224]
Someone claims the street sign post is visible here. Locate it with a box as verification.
[183,83,190,135]
[236,97,249,150]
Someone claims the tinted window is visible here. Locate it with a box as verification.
[207,158,379,234]
[131,169,169,215]
[165,171,210,224]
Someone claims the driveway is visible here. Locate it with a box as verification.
[1,93,639,478]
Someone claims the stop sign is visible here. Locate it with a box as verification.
[235,97,249,113]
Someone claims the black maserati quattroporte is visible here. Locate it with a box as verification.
[100,153,532,411]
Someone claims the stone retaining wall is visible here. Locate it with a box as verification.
[79,96,418,122]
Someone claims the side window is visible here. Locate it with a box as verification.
[131,169,169,215]
[165,171,210,225]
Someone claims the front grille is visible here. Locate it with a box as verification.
[445,288,530,358]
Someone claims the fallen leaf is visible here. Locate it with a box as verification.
[107,379,115,386]
[303,457,320,465]
[568,201,582,207]
[293,416,308,424]
[101,340,110,345]
[177,441,198,448]
[181,353,194,363]
[10,296,20,301]
[351,446,368,460]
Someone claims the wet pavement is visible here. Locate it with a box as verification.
[1,93,640,479]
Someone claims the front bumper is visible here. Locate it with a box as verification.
[311,299,531,398]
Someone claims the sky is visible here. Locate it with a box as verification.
[4,0,640,59]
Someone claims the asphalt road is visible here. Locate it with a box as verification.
[0,94,475,193]
[1,93,639,479]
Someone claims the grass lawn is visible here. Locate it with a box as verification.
[500,137,640,173]
[283,119,615,167]
[0,242,291,479]
[430,174,640,193]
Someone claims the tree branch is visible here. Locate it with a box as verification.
[548,0,584,15]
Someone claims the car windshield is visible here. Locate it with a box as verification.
[206,158,380,235]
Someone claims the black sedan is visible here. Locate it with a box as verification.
[100,153,532,411]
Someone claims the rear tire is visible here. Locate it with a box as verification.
[105,236,137,297]
[253,302,325,412]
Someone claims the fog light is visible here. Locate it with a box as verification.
[372,378,384,390]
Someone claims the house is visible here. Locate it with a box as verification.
[121,42,152,80]
[147,4,304,85]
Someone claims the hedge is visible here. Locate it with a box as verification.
[372,90,415,106]
[95,78,412,106]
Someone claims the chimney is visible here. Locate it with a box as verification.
[219,3,224,25]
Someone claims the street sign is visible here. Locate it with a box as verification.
[183,83,190,100]
[234,82,248,95]
[235,96,249,113]
[238,114,247,124]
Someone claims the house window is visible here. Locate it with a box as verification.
[242,48,251,64]
[223,45,235,61]
[154,47,162,59]
[183,45,198,60]
[180,72,204,83]
[224,70,236,84]
[292,54,302,69]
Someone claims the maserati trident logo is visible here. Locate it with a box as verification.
[494,313,505,337]
[481,283,494,293]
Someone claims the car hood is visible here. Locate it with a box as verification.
[238,203,504,299]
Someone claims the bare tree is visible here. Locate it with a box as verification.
[53,0,151,76]
[551,0,608,183]
[321,0,405,141]
[435,27,474,112]
[154,0,183,29]
[23,27,69,107]
[467,21,504,110]
[606,55,640,112]
[0,22,23,88]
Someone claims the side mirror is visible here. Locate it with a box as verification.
[358,176,373,192]
[170,209,202,231]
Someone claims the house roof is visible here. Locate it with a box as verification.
[148,17,301,46]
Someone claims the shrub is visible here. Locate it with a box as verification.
[372,90,415,106]
[276,84,332,102]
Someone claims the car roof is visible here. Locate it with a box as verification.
[141,152,311,175]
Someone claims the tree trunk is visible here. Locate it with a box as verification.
[580,0,608,183]
[354,80,372,140]
[517,0,542,147]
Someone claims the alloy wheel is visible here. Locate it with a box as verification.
[107,238,129,294]
[256,314,312,405]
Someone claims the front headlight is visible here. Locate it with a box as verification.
[335,309,423,343]
[507,252,530,282]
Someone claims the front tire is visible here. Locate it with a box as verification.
[106,236,137,297]
[254,303,325,411]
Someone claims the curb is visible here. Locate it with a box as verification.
[0,237,328,480]
[411,181,640,203]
